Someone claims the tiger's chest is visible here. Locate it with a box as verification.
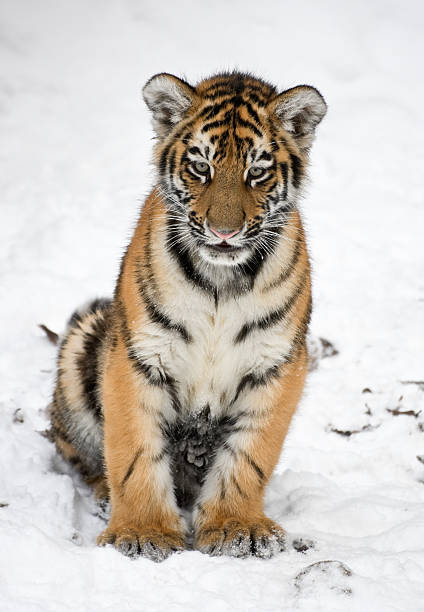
[168,302,254,412]
[134,292,292,418]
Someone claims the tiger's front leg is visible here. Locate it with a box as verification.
[194,349,308,558]
[97,338,185,562]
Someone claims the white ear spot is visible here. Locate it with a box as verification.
[272,86,327,151]
[142,73,195,139]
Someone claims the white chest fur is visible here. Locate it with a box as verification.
[132,284,292,419]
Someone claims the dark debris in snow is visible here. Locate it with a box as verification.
[294,560,353,597]
[329,423,380,438]
[292,537,315,554]
[13,408,24,424]
[319,338,339,358]
[400,380,424,391]
[387,407,421,418]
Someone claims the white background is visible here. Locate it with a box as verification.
[1,1,423,610]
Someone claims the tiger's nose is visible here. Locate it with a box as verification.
[209,226,241,241]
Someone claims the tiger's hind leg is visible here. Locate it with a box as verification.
[88,475,110,501]
[50,298,113,497]
[54,435,109,501]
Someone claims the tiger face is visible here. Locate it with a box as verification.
[143,72,326,272]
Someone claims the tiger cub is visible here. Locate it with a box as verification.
[50,71,326,561]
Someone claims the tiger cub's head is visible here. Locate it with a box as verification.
[143,71,326,271]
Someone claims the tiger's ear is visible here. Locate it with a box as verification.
[269,85,327,152]
[142,73,196,139]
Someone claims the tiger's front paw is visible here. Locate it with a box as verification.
[195,517,286,559]
[97,525,185,562]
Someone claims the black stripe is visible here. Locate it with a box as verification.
[258,150,272,162]
[257,176,276,190]
[198,99,230,120]
[158,117,197,173]
[286,293,312,363]
[234,222,282,289]
[166,376,182,414]
[181,131,192,142]
[168,148,176,177]
[242,82,272,94]
[119,309,164,386]
[166,217,216,296]
[232,374,256,404]
[231,94,243,107]
[203,80,233,91]
[201,110,232,132]
[262,231,301,292]
[121,447,143,488]
[248,92,267,107]
[236,113,263,137]
[245,221,262,237]
[118,302,181,412]
[220,479,226,500]
[137,220,192,344]
[203,89,233,100]
[117,299,164,382]
[212,131,230,162]
[172,123,195,142]
[243,136,254,150]
[234,269,309,343]
[232,475,248,499]
[67,297,112,328]
[159,142,173,175]
[289,153,303,188]
[232,363,282,404]
[280,162,288,200]
[188,146,202,156]
[74,302,112,420]
[203,79,235,92]
[241,451,265,482]
[267,118,281,151]
[135,264,192,344]
[234,134,244,153]
[243,99,261,125]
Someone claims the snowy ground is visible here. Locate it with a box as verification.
[1,1,424,610]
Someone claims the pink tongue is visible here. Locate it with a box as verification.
[210,228,239,241]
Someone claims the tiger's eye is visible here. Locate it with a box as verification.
[193,161,210,174]
[248,166,265,178]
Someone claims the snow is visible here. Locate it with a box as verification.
[1,0,424,610]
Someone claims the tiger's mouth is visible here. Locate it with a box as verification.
[207,241,243,253]
[198,239,251,267]
[185,223,252,266]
